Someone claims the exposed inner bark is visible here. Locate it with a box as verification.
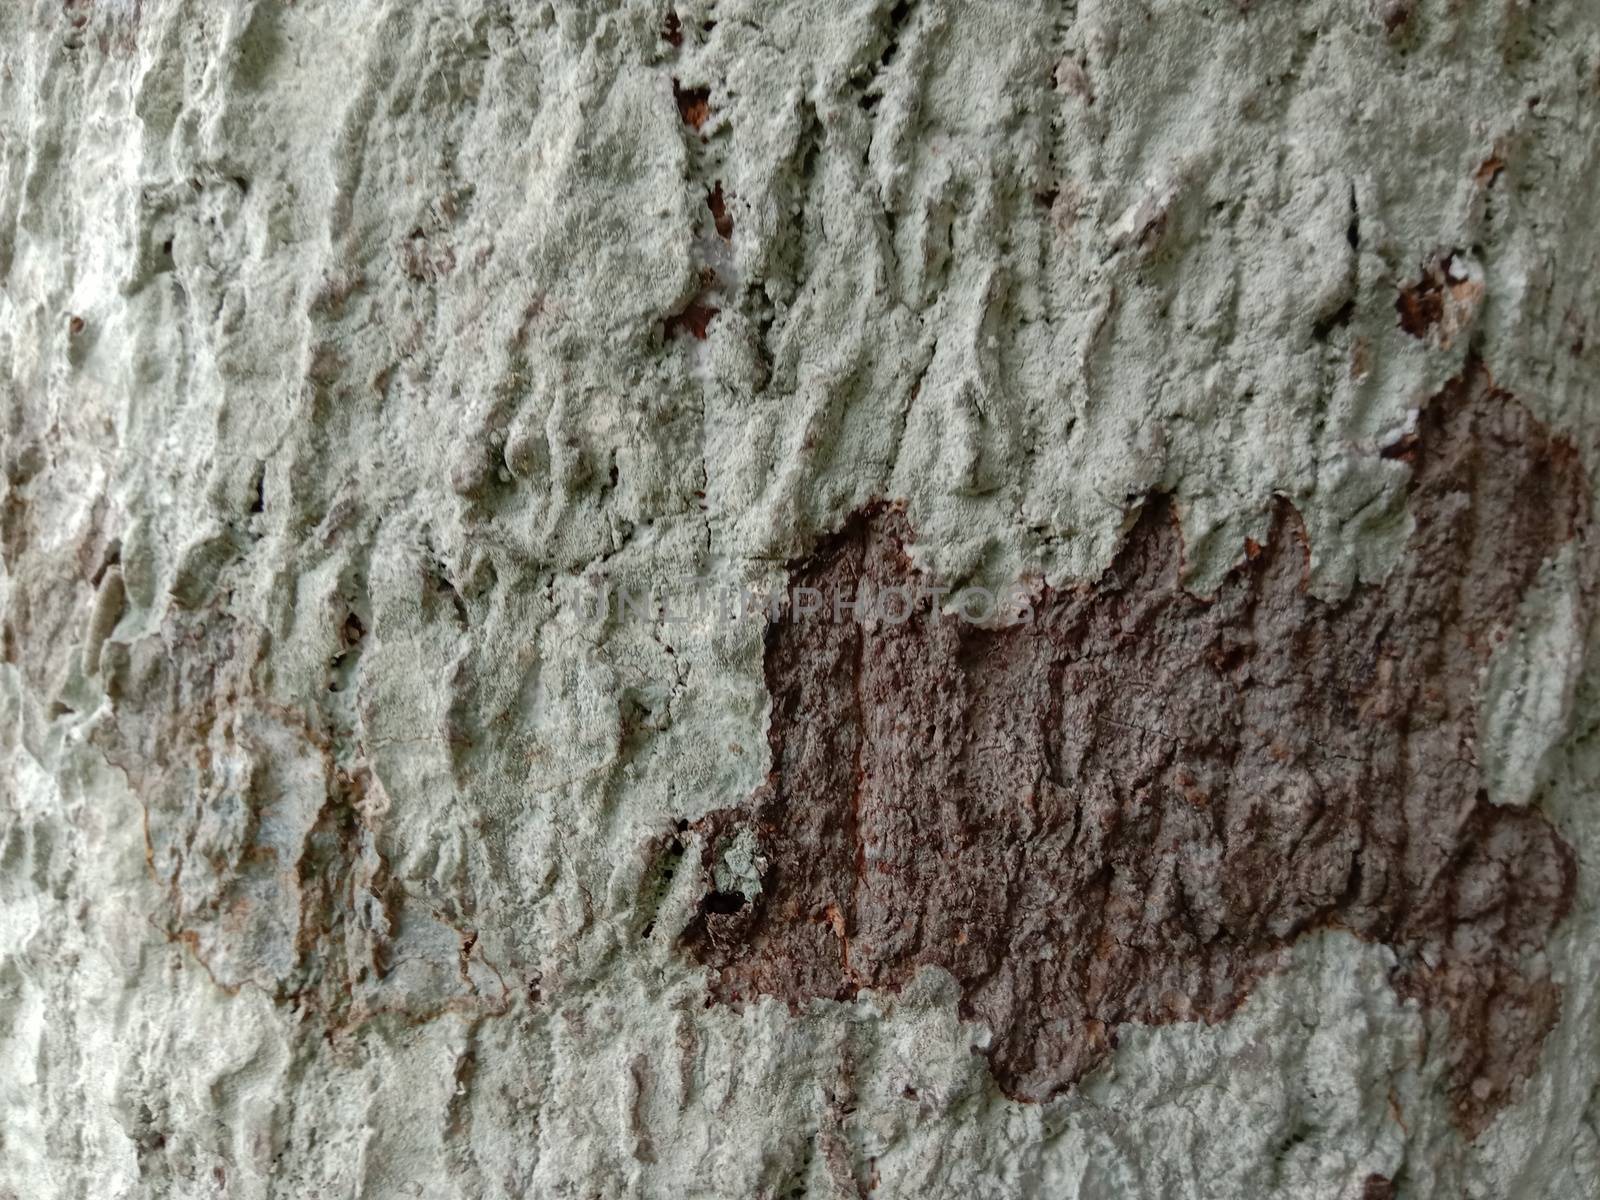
[682,367,1589,1138]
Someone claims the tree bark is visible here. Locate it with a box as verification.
[2,2,1598,1197]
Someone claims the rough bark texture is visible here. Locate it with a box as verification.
[3,2,1600,1199]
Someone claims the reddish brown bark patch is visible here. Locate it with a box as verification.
[708,182,734,240]
[664,266,721,341]
[1378,0,1415,40]
[1395,251,1483,347]
[1396,272,1445,337]
[674,82,712,130]
[664,298,719,341]
[681,368,1589,1138]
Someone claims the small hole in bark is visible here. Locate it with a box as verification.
[703,890,747,916]
[1313,299,1356,341]
[880,2,909,68]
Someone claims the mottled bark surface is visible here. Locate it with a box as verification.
[687,367,1589,1136]
[5,1,1600,1196]
[91,605,512,1027]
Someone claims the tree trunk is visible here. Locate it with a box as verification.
[2,2,1598,1197]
